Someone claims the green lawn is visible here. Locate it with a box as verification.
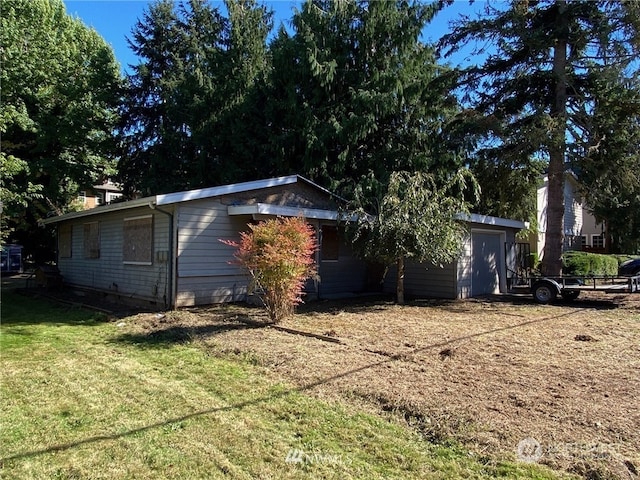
[0,292,570,479]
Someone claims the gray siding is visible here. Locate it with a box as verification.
[457,235,472,298]
[384,260,458,299]
[57,207,171,306]
[317,236,367,298]
[384,225,521,300]
[175,199,250,306]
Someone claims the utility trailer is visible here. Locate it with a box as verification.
[509,274,640,304]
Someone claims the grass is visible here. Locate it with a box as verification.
[0,292,571,479]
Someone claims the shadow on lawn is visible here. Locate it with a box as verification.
[112,320,262,346]
[1,291,110,327]
[2,306,591,465]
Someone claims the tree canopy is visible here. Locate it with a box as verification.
[1,0,121,255]
[118,0,463,203]
[268,0,463,201]
[440,0,640,264]
[118,0,273,196]
[348,169,479,304]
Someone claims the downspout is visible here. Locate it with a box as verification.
[149,203,175,309]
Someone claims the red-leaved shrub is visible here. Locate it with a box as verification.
[221,217,317,323]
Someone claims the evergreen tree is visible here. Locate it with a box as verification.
[268,0,462,201]
[576,69,640,253]
[440,0,640,273]
[118,0,272,196]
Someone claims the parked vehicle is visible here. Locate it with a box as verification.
[619,258,640,276]
[1,245,23,274]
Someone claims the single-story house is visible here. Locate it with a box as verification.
[43,175,527,308]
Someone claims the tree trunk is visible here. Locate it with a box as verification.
[542,0,568,277]
[396,256,405,305]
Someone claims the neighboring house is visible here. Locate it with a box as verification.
[78,180,123,209]
[580,208,607,254]
[43,175,527,308]
[534,172,606,258]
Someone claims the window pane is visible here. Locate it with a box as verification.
[321,226,339,261]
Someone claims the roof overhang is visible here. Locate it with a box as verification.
[41,197,157,225]
[458,213,529,230]
[156,174,341,206]
[228,203,358,221]
[41,174,339,225]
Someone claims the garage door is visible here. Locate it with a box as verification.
[472,232,502,296]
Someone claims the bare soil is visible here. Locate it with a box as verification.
[75,290,640,478]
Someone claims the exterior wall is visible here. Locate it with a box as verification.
[56,206,171,306]
[457,235,472,298]
[563,178,583,250]
[317,226,367,298]
[536,174,585,257]
[174,204,368,306]
[219,182,338,211]
[175,199,250,306]
[383,224,519,300]
[580,207,606,251]
[383,260,458,299]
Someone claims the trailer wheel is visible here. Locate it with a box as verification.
[533,282,557,304]
[561,290,580,301]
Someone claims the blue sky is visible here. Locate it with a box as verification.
[62,0,477,75]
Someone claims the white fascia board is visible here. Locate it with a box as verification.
[41,196,157,225]
[457,213,528,230]
[156,175,299,206]
[228,203,358,221]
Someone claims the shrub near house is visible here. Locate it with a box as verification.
[562,251,618,277]
[221,217,317,323]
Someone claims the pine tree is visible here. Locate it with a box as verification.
[440,0,640,273]
[268,0,461,200]
[118,0,273,195]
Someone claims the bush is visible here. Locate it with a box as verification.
[221,217,317,323]
[562,251,618,277]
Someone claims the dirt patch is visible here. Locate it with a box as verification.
[111,294,640,478]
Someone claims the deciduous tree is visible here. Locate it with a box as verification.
[1,0,121,257]
[348,170,479,304]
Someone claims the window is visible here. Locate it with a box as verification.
[95,192,104,205]
[59,224,72,258]
[123,215,153,265]
[83,222,100,259]
[78,191,86,205]
[592,234,604,249]
[580,235,588,248]
[321,225,339,261]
